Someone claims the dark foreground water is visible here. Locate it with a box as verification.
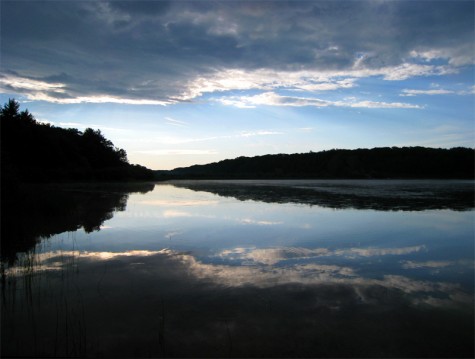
[1,180,474,358]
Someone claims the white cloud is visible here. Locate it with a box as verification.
[217,92,330,108]
[410,47,475,67]
[56,122,126,132]
[178,63,460,102]
[185,70,346,101]
[177,69,267,101]
[380,63,457,81]
[238,130,284,137]
[31,94,173,106]
[217,92,422,109]
[459,85,475,95]
[0,74,65,92]
[58,122,85,127]
[341,100,422,109]
[401,85,475,96]
[401,89,454,96]
[165,117,189,127]
[36,118,55,126]
[0,63,461,106]
[295,78,356,91]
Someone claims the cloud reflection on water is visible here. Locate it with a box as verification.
[2,182,473,358]
[215,245,426,265]
[401,260,453,269]
[138,199,219,207]
[9,247,472,309]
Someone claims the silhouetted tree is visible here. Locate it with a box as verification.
[165,147,475,179]
[0,98,20,119]
[0,99,154,183]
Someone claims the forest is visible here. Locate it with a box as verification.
[160,147,475,179]
[2,99,473,184]
[0,99,154,188]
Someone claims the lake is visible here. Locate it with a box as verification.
[1,180,474,357]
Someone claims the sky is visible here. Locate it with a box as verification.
[1,0,474,170]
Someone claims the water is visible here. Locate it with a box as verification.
[1,180,474,357]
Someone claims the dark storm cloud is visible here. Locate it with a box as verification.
[1,0,473,103]
[107,0,171,15]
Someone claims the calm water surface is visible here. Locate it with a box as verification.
[1,180,474,357]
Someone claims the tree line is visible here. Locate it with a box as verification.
[2,99,473,183]
[160,147,475,179]
[0,99,154,187]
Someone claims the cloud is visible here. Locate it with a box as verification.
[132,131,283,146]
[239,218,283,226]
[0,73,173,105]
[217,92,330,108]
[216,245,427,266]
[54,122,126,132]
[460,85,475,95]
[334,245,426,258]
[337,100,422,109]
[6,249,169,275]
[410,46,475,67]
[219,247,329,265]
[36,119,54,126]
[217,92,422,109]
[164,117,188,127]
[178,64,457,101]
[8,248,470,308]
[0,1,472,104]
[162,210,193,218]
[138,199,219,207]
[238,130,284,137]
[401,89,455,96]
[0,73,65,92]
[178,69,360,100]
[378,63,457,81]
[401,86,475,96]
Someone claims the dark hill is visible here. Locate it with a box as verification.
[0,99,154,185]
[159,147,475,180]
